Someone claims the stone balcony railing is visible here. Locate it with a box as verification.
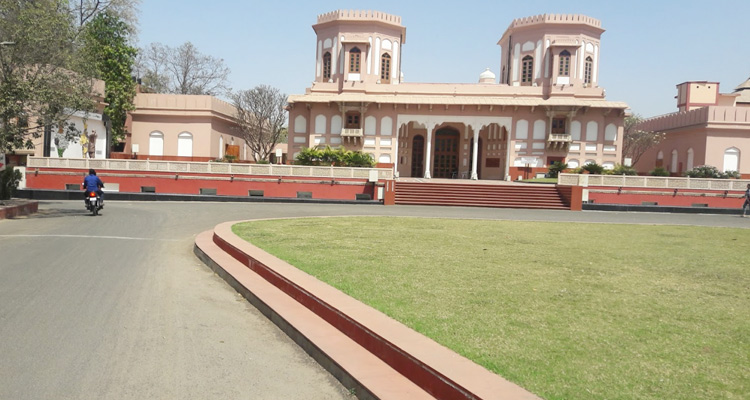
[27,157,393,180]
[341,128,364,137]
[558,173,750,191]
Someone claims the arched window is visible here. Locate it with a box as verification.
[149,131,164,156]
[656,150,664,167]
[671,149,679,173]
[177,132,193,157]
[686,148,694,171]
[323,52,332,80]
[521,56,534,85]
[558,50,571,77]
[584,56,593,85]
[380,53,391,83]
[349,47,361,73]
[723,147,740,172]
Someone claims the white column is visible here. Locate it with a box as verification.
[471,125,479,180]
[424,122,435,179]
[504,124,512,180]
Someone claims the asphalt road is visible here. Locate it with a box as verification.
[1,200,747,400]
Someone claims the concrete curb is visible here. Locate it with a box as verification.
[0,200,38,220]
[194,220,541,400]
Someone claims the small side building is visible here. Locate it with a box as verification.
[123,93,245,162]
[634,77,750,177]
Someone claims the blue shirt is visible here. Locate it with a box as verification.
[83,175,104,192]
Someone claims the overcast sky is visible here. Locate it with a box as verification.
[136,0,750,118]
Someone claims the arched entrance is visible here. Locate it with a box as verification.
[433,128,459,178]
[411,135,425,177]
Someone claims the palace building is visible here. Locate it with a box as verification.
[287,10,628,180]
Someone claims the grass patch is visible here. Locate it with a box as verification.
[233,217,750,400]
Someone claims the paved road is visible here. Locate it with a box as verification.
[1,201,747,400]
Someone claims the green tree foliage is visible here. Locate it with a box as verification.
[82,10,136,144]
[610,164,638,175]
[582,162,604,175]
[0,0,96,153]
[547,161,568,178]
[648,167,670,176]
[295,146,375,168]
[0,166,22,200]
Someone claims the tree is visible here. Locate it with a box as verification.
[136,42,230,96]
[69,0,140,30]
[232,85,286,162]
[82,10,136,144]
[622,114,665,167]
[134,42,169,93]
[0,0,97,153]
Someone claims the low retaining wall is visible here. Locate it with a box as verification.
[24,168,382,202]
[587,187,745,209]
[0,200,38,219]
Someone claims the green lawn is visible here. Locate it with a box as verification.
[232,217,750,400]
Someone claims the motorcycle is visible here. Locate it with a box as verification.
[85,191,103,216]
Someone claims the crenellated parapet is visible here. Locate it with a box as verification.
[316,9,402,26]
[507,14,602,31]
[637,106,750,132]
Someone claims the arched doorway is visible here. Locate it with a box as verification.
[433,128,459,178]
[411,135,425,177]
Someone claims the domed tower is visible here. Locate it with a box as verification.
[497,14,605,88]
[312,10,406,85]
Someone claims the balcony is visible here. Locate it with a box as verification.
[341,128,363,137]
[547,133,572,150]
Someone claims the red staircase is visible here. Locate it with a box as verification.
[394,181,570,210]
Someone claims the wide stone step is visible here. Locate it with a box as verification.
[394,181,569,210]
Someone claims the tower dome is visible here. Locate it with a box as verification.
[479,68,496,84]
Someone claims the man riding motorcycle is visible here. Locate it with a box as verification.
[83,169,104,207]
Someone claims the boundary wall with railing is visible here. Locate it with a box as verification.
[24,157,392,201]
[559,173,749,208]
[27,157,394,181]
[559,173,750,191]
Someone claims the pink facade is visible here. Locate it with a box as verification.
[635,78,750,176]
[125,93,245,161]
[288,11,627,180]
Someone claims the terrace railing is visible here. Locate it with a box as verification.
[559,173,750,191]
[27,157,394,180]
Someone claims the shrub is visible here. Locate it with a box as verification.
[294,147,322,165]
[724,170,741,179]
[582,162,604,175]
[685,165,739,179]
[295,146,375,167]
[547,161,568,178]
[345,151,376,167]
[649,167,670,176]
[569,166,585,174]
[611,164,638,175]
[1,167,22,200]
